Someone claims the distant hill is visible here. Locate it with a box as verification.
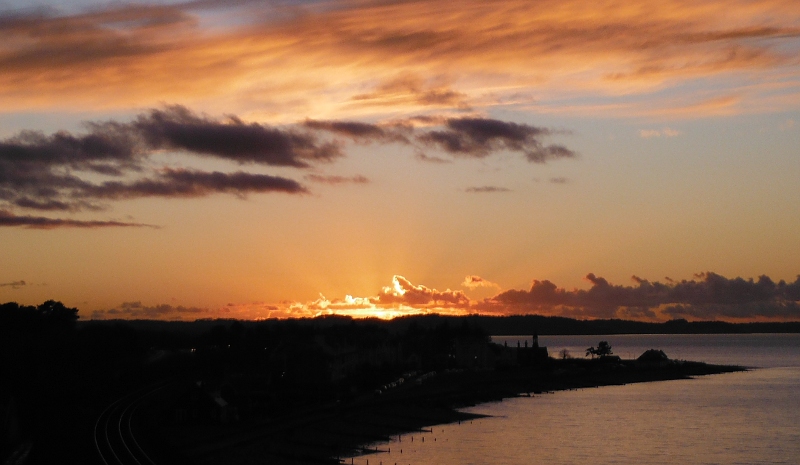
[78,313,800,335]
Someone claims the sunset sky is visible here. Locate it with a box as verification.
[1,0,799,322]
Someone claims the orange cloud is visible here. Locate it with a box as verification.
[349,74,471,110]
[90,275,473,320]
[461,275,501,289]
[0,0,798,118]
[376,275,471,306]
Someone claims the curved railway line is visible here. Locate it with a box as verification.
[94,382,170,465]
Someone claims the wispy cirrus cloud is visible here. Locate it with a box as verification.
[350,74,471,110]
[0,1,798,117]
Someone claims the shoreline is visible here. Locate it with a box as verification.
[180,359,746,465]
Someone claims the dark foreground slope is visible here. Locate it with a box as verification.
[161,358,744,465]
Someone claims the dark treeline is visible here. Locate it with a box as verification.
[80,312,800,336]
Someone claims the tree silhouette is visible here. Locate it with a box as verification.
[36,300,79,329]
[586,341,613,359]
[596,341,612,357]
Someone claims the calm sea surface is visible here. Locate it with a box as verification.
[347,334,800,465]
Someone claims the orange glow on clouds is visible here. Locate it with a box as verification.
[87,272,800,323]
[90,275,473,320]
[1,0,798,118]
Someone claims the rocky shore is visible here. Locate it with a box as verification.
[173,358,745,465]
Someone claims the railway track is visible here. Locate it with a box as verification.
[94,382,170,465]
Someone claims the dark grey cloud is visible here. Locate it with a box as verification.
[418,117,576,162]
[0,105,338,174]
[0,280,26,289]
[137,106,342,167]
[0,105,322,206]
[0,124,140,213]
[428,118,545,152]
[12,198,75,211]
[84,169,307,199]
[465,186,511,193]
[481,272,800,321]
[91,301,206,320]
[303,119,409,143]
[1,106,574,228]
[0,105,328,224]
[0,209,155,229]
[305,115,575,165]
[0,125,138,167]
[662,302,800,320]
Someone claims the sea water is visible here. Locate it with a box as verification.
[347,334,800,465]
